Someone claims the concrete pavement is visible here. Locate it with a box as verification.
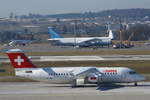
[0,82,150,100]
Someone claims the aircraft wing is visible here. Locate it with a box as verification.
[71,67,101,79]
[79,39,103,47]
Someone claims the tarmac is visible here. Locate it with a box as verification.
[0,82,150,100]
[1,55,150,62]
[1,42,150,53]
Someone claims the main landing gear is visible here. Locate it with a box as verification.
[134,82,138,86]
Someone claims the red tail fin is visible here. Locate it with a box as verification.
[6,49,37,68]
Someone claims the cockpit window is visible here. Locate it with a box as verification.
[129,71,137,74]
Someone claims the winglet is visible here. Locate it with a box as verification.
[108,30,114,39]
[107,24,114,39]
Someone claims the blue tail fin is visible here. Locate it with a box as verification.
[48,27,62,38]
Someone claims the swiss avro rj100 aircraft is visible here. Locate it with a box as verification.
[6,49,145,87]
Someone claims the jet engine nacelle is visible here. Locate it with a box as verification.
[87,73,102,83]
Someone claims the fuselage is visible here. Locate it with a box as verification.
[49,37,112,46]
[49,37,111,45]
[49,37,111,43]
[15,67,145,84]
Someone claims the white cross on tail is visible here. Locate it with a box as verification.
[14,56,24,66]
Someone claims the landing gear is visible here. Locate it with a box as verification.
[71,79,85,88]
[134,82,138,86]
[97,82,101,87]
[71,79,77,88]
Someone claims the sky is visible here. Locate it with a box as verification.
[0,0,150,17]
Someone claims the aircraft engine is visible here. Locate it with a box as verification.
[87,73,102,83]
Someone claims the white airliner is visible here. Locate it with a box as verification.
[48,26,114,47]
[8,40,32,46]
[6,49,145,87]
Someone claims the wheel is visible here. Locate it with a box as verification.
[71,79,77,88]
[134,82,138,86]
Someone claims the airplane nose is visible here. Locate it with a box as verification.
[138,75,146,81]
